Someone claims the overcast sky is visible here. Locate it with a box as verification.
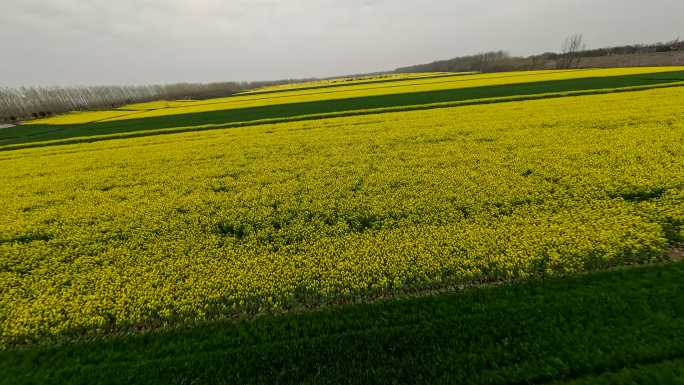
[1,0,682,87]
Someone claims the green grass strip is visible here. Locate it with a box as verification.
[2,262,684,384]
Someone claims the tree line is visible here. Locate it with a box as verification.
[395,36,683,74]
[0,79,312,123]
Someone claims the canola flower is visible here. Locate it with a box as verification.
[0,86,682,346]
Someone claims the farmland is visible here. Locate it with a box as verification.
[2,67,684,150]
[1,68,684,384]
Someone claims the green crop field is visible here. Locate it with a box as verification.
[1,68,684,384]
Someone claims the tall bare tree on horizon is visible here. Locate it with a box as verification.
[558,34,586,69]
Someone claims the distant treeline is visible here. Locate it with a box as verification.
[395,38,684,74]
[0,79,313,123]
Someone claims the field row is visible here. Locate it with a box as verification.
[3,69,684,151]
[25,67,684,126]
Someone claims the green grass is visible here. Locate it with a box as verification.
[2,262,684,384]
[2,70,684,150]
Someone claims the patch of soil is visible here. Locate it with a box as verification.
[668,247,684,262]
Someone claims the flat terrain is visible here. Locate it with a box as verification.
[2,67,684,150]
[1,68,683,383]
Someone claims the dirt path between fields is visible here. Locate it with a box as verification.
[0,124,15,129]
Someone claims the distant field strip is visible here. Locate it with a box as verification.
[1,86,682,346]
[101,69,683,120]
[3,82,683,153]
[237,72,472,95]
[2,68,684,150]
[25,67,684,124]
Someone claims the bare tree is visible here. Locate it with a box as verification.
[0,79,313,123]
[558,34,586,69]
[474,51,510,72]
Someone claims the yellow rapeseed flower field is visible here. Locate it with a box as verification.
[1,85,682,345]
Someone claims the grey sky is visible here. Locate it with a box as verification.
[1,0,682,87]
